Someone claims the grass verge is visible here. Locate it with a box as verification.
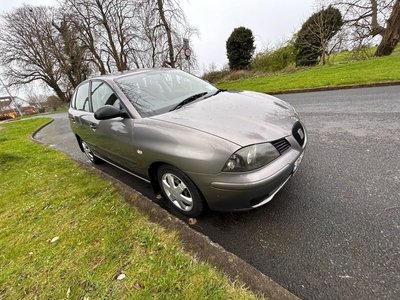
[0,118,262,299]
[216,52,400,93]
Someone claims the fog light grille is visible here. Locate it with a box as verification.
[271,138,290,154]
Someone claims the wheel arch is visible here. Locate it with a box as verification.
[148,161,164,195]
[74,134,84,153]
[148,161,208,209]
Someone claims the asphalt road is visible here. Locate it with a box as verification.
[35,85,400,300]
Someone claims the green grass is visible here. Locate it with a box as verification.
[0,119,262,299]
[217,51,400,93]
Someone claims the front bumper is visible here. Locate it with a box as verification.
[188,133,307,212]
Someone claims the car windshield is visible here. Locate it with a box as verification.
[114,69,218,117]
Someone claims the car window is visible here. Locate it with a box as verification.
[115,69,217,117]
[74,83,90,111]
[91,81,121,112]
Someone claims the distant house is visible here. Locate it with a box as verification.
[0,96,38,120]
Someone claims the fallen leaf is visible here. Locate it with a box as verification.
[134,281,142,290]
[116,274,126,280]
[50,236,59,243]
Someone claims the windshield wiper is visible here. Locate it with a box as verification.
[204,88,226,99]
[169,92,208,111]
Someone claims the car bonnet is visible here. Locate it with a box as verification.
[151,90,299,146]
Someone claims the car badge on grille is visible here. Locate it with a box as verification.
[298,128,304,140]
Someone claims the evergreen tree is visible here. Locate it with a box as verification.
[296,6,343,66]
[226,27,255,70]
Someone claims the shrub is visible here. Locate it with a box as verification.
[251,40,297,73]
[222,70,255,82]
[202,70,231,84]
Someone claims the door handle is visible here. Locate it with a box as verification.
[90,123,97,130]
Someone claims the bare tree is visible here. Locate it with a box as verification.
[0,0,198,103]
[63,0,197,72]
[63,0,138,73]
[134,0,168,68]
[27,93,47,111]
[0,5,70,101]
[0,5,91,102]
[135,0,198,70]
[51,12,90,88]
[336,0,400,56]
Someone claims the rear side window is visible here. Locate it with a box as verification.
[74,83,90,111]
[91,81,120,112]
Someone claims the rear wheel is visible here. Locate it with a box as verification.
[157,165,206,217]
[80,139,101,164]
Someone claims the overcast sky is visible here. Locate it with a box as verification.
[2,0,317,74]
[181,0,316,72]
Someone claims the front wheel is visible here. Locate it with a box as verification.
[80,139,101,164]
[157,165,206,217]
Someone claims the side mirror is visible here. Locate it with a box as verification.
[94,105,127,120]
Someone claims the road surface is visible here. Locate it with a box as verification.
[35,85,400,299]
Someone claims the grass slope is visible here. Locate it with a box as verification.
[0,118,262,299]
[217,52,400,93]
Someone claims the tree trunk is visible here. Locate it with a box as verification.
[45,79,68,103]
[157,0,175,68]
[52,86,68,103]
[375,0,400,56]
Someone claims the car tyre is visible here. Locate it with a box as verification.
[157,165,206,217]
[80,139,102,164]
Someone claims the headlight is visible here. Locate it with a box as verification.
[222,143,280,172]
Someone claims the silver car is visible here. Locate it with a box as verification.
[68,69,307,217]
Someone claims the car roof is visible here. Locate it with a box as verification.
[88,68,175,82]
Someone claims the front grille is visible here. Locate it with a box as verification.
[292,121,305,147]
[271,138,291,154]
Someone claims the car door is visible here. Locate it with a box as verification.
[87,80,143,175]
[69,82,93,143]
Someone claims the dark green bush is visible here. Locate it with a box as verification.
[295,5,343,66]
[226,27,255,70]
